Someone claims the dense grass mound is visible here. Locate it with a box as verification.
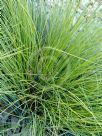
[1,0,102,135]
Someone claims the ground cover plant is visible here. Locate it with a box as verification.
[0,0,102,135]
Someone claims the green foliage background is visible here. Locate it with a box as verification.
[0,0,102,135]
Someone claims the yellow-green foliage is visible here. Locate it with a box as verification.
[0,0,102,135]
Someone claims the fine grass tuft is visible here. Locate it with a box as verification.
[1,0,102,135]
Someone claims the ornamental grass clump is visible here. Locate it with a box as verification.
[0,0,102,135]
